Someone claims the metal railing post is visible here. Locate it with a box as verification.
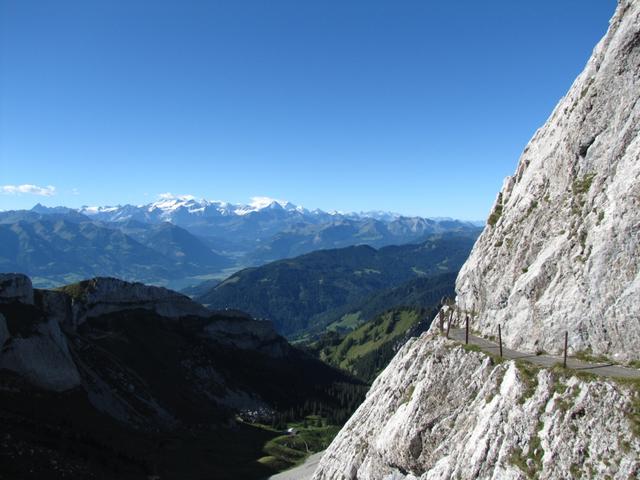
[465,315,469,345]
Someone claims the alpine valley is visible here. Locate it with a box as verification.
[197,232,477,338]
[0,199,480,479]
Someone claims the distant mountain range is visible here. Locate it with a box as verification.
[0,215,231,288]
[72,196,482,263]
[0,197,483,288]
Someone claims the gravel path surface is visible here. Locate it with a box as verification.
[268,451,325,480]
[448,328,640,379]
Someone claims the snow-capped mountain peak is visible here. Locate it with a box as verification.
[79,195,312,221]
[71,195,475,228]
[249,196,286,210]
[233,196,306,216]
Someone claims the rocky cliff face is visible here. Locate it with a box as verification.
[0,274,81,391]
[0,309,81,392]
[313,334,639,480]
[0,273,34,305]
[456,0,640,362]
[313,2,640,478]
[0,273,358,429]
[59,277,211,327]
[0,273,293,400]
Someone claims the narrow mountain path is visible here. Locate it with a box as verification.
[268,451,325,480]
[448,328,640,379]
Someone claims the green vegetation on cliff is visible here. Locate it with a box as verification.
[309,307,434,383]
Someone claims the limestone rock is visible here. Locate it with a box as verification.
[0,312,81,392]
[62,277,211,325]
[0,274,34,305]
[35,289,72,328]
[313,334,640,480]
[455,0,640,362]
[0,275,81,391]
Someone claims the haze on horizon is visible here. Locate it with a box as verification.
[0,0,615,219]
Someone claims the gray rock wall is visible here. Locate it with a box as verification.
[455,0,640,362]
[0,316,81,392]
[66,277,211,326]
[313,334,639,480]
[0,273,286,393]
[0,273,34,305]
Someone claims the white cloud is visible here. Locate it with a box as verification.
[157,192,195,201]
[0,184,56,196]
[71,188,80,195]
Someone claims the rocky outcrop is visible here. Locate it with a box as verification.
[0,314,82,392]
[0,304,81,392]
[0,274,34,305]
[0,274,81,391]
[0,273,347,441]
[455,0,640,362]
[35,289,72,328]
[0,274,290,398]
[0,275,291,393]
[313,334,639,480]
[60,277,211,326]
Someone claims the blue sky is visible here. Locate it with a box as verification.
[0,0,615,219]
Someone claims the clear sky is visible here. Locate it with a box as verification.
[0,0,616,219]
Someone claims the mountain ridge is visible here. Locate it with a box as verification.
[1,203,481,289]
[197,232,478,337]
[52,196,483,225]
